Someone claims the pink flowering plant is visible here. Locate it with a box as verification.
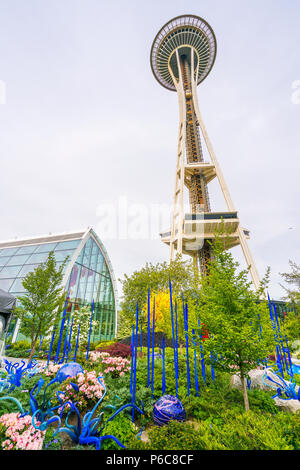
[0,412,45,450]
[89,351,131,379]
[43,363,62,378]
[100,356,131,379]
[54,370,106,411]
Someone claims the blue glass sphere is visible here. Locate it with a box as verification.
[153,352,162,359]
[55,362,84,383]
[153,395,186,426]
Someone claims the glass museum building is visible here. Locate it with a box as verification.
[0,228,118,343]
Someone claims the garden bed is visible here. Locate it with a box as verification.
[0,347,299,451]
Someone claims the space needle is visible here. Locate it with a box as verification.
[150,15,261,290]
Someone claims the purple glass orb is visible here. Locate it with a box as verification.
[153,394,186,426]
[55,362,84,383]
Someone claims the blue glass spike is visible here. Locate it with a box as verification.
[70,382,79,392]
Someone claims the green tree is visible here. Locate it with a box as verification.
[280,261,300,343]
[280,261,300,308]
[15,251,68,362]
[118,255,199,334]
[193,238,274,412]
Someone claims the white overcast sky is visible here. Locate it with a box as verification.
[0,0,299,301]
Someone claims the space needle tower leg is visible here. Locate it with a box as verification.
[190,52,261,291]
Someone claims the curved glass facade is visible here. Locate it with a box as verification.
[66,236,116,341]
[0,229,117,342]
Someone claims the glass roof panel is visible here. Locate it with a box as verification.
[67,263,81,300]
[0,256,11,267]
[89,242,98,271]
[6,254,31,266]
[16,245,39,255]
[92,272,100,302]
[26,252,50,264]
[85,269,96,302]
[53,249,74,263]
[101,262,109,277]
[75,245,84,264]
[96,253,104,273]
[76,265,88,300]
[82,238,92,267]
[0,278,15,291]
[9,278,26,293]
[55,240,81,251]
[34,242,58,253]
[0,266,22,279]
[17,264,39,278]
[0,247,20,257]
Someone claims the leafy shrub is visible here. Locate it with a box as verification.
[210,410,295,450]
[42,427,62,450]
[5,340,32,357]
[0,422,6,446]
[279,412,300,449]
[4,350,29,358]
[100,414,137,450]
[129,409,298,451]
[73,443,96,450]
[82,341,97,351]
[0,375,42,416]
[10,340,31,351]
[248,389,279,414]
[128,420,226,450]
[97,342,131,358]
[95,340,116,350]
